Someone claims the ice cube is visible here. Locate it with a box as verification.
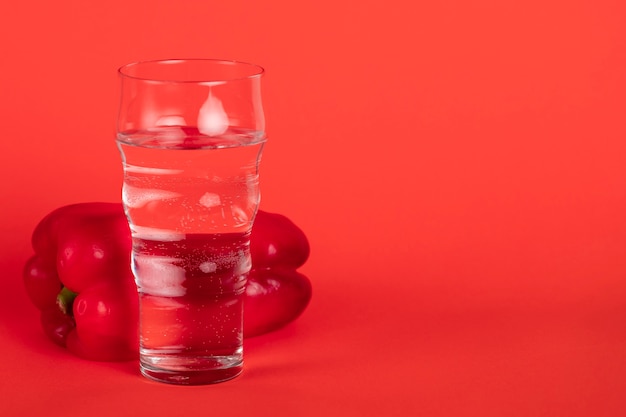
[131,226,185,242]
[134,254,186,297]
[199,192,221,208]
[123,183,182,208]
[197,91,229,137]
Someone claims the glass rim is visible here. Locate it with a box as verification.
[118,58,265,83]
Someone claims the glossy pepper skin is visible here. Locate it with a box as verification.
[246,211,312,336]
[23,202,312,361]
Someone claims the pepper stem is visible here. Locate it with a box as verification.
[57,287,78,316]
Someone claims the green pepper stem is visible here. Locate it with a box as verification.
[57,287,78,316]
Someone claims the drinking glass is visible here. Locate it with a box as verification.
[116,59,266,384]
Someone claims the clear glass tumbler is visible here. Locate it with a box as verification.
[116,59,266,384]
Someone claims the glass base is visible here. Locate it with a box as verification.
[140,350,243,385]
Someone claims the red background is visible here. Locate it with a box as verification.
[1,0,626,415]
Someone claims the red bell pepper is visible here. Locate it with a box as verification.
[23,202,311,361]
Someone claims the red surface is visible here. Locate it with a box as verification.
[1,0,626,415]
